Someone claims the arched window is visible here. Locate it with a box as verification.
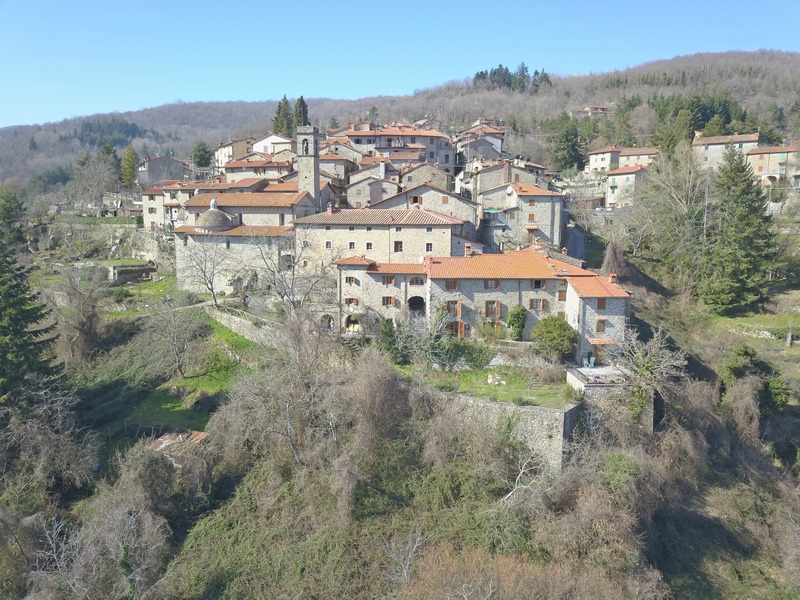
[409,276,424,286]
[302,139,309,154]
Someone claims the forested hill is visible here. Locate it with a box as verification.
[3,50,800,184]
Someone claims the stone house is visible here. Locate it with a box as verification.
[478,183,564,251]
[457,159,544,200]
[692,132,759,170]
[333,248,629,363]
[586,145,621,174]
[142,188,167,232]
[135,156,191,188]
[292,205,470,264]
[369,184,479,241]
[342,123,453,169]
[183,190,318,228]
[618,147,659,168]
[345,178,400,208]
[319,152,358,180]
[214,137,256,169]
[399,162,453,192]
[746,145,800,188]
[224,155,293,182]
[319,137,365,165]
[454,120,506,163]
[605,165,647,207]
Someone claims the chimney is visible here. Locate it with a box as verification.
[561,247,568,255]
[364,200,371,209]
[326,202,334,215]
[609,273,617,284]
[504,160,511,183]
[465,243,472,256]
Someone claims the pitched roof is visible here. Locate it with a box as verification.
[424,249,594,280]
[184,192,308,209]
[607,165,646,176]
[746,145,800,155]
[174,225,293,237]
[588,145,621,155]
[224,159,274,168]
[619,147,660,156]
[692,133,759,146]
[319,153,352,161]
[334,256,427,274]
[293,207,464,226]
[567,275,629,298]
[142,188,165,196]
[371,183,477,207]
[512,183,563,197]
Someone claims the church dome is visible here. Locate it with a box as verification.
[195,198,233,232]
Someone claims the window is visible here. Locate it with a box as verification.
[515,174,520,183]
[429,151,434,159]
[382,275,396,285]
[445,279,458,290]
[394,241,403,253]
[528,200,535,207]
[444,154,449,164]
[225,239,230,250]
[557,290,567,301]
[410,196,421,205]
[529,299,549,311]
[485,300,500,318]
[426,243,433,252]
[302,240,309,247]
[410,137,416,143]
[355,189,362,195]
[395,226,402,232]
[447,300,461,316]
[345,298,359,306]
[426,226,433,233]
[484,279,500,289]
[382,296,396,307]
[148,207,157,214]
[345,276,356,285]
[531,279,542,290]
[509,212,515,220]
[407,175,413,183]
[409,276,424,286]
[597,298,606,309]
[441,195,449,204]
[366,226,372,232]
[349,241,356,250]
[355,138,362,144]
[596,319,606,333]
[366,242,373,250]
[182,236,187,247]
[325,225,331,230]
[429,138,434,144]
[349,226,355,231]
[528,213,536,222]
[325,240,332,249]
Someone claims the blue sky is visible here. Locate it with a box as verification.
[1,0,798,129]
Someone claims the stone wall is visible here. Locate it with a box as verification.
[203,306,281,347]
[449,393,580,475]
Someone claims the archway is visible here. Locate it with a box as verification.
[345,315,361,333]
[321,314,335,332]
[408,296,426,315]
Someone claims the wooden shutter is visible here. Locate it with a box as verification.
[542,299,548,311]
[457,301,462,318]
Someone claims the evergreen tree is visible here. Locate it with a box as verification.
[121,145,139,189]
[272,96,293,138]
[550,114,585,171]
[367,105,379,125]
[98,143,122,182]
[701,114,727,137]
[699,148,775,315]
[191,141,213,168]
[292,96,309,137]
[0,181,26,248]
[0,239,56,400]
[329,116,339,129]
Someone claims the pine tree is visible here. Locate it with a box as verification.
[699,147,775,315]
[121,145,139,189]
[0,239,57,399]
[292,96,309,138]
[191,141,213,168]
[272,96,293,138]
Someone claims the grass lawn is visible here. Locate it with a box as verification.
[400,365,569,408]
[585,231,607,269]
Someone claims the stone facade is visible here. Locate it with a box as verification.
[692,133,759,170]
[449,394,580,474]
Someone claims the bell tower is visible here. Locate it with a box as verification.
[296,126,321,211]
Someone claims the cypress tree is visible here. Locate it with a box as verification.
[0,240,57,400]
[121,145,139,189]
[699,147,775,315]
[293,96,308,138]
[272,96,293,138]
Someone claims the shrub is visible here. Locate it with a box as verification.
[507,304,527,341]
[531,316,577,361]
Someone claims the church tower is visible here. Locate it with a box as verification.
[296,126,321,211]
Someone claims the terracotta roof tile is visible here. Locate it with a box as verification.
[174,225,292,237]
[588,145,622,155]
[185,192,305,208]
[692,133,759,146]
[619,147,660,156]
[512,184,563,197]
[294,207,464,226]
[746,145,800,155]
[606,165,646,175]
[424,249,593,279]
[567,275,629,298]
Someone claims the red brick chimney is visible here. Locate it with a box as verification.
[609,273,617,284]
[326,202,334,214]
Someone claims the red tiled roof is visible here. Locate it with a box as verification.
[619,147,659,156]
[174,225,292,237]
[588,145,621,156]
[424,249,593,280]
[606,165,646,176]
[334,256,375,266]
[319,153,351,161]
[293,207,464,226]
[142,188,164,196]
[334,256,427,274]
[184,192,306,208]
[225,159,274,168]
[746,145,799,155]
[372,184,476,207]
[512,184,563,197]
[692,133,759,146]
[567,275,629,298]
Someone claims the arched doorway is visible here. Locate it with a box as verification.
[408,296,426,315]
[345,315,361,333]
[321,314,335,332]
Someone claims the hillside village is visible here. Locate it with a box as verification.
[128,114,799,369]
